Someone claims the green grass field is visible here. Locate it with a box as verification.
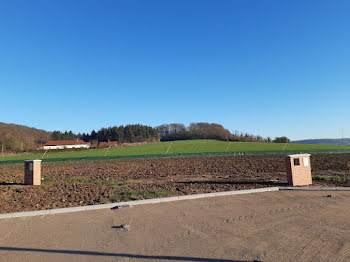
[1,140,350,164]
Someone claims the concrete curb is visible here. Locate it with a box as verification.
[0,187,279,220]
[2,186,350,220]
[279,186,350,191]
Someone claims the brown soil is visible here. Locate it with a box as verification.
[1,154,350,214]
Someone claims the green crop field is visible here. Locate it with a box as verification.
[1,140,350,165]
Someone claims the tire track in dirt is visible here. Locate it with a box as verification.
[223,203,325,225]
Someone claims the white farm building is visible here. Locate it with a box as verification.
[43,140,90,150]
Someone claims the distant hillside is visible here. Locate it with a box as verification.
[0,122,51,152]
[292,138,350,146]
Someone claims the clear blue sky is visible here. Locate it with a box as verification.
[1,0,349,140]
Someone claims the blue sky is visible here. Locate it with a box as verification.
[0,0,349,140]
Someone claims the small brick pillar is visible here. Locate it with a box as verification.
[24,160,42,185]
[285,154,312,186]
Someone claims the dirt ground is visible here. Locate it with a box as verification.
[1,154,350,214]
[1,191,350,262]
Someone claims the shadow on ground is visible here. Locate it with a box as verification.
[177,180,287,187]
[0,247,259,262]
[0,182,23,186]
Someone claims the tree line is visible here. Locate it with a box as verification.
[51,131,78,141]
[156,123,275,142]
[51,123,290,144]
[52,124,159,143]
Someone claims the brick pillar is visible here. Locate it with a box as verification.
[285,154,312,186]
[24,160,42,185]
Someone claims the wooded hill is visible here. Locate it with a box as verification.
[0,122,51,152]
[156,123,273,143]
[0,121,289,153]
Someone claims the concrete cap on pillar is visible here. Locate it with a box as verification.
[286,154,311,158]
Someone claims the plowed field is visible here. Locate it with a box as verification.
[1,154,350,214]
